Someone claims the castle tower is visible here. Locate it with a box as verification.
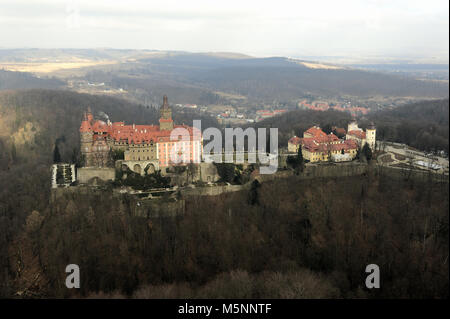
[80,111,94,166]
[366,122,376,150]
[86,107,93,122]
[159,95,174,131]
[347,120,359,132]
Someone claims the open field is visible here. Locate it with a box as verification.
[214,91,247,101]
[0,60,117,74]
[299,61,344,70]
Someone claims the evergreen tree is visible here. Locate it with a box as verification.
[297,145,304,172]
[10,142,17,163]
[362,143,373,161]
[247,179,260,205]
[215,163,236,183]
[53,143,61,163]
[287,145,305,173]
[322,123,333,134]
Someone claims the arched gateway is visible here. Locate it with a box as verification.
[121,160,160,176]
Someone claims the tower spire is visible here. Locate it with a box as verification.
[85,107,93,122]
[162,95,169,109]
[159,95,173,130]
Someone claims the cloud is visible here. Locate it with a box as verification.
[0,0,448,59]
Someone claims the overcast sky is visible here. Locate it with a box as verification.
[0,0,448,61]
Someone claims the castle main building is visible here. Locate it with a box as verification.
[80,95,202,174]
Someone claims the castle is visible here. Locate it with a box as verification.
[345,120,376,150]
[80,95,202,174]
[288,121,376,163]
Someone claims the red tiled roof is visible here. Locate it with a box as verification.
[302,132,339,144]
[91,121,109,132]
[304,126,327,138]
[347,130,366,139]
[333,127,347,136]
[328,133,339,141]
[288,136,302,145]
[344,139,358,149]
[298,128,358,154]
[81,119,201,145]
[80,120,92,132]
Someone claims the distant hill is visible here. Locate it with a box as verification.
[0,70,64,90]
[350,63,449,80]
[86,53,449,105]
[150,55,449,98]
[1,49,448,106]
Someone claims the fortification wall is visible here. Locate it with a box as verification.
[50,185,111,202]
[164,162,221,186]
[77,167,115,184]
[180,183,250,197]
[259,163,368,182]
[301,163,368,178]
[375,166,448,183]
[180,163,368,197]
[200,162,221,183]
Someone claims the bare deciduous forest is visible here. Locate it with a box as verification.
[14,172,450,298]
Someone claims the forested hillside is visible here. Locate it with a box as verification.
[1,50,448,106]
[0,70,64,90]
[369,99,449,152]
[14,172,450,298]
[92,54,450,99]
[84,55,449,106]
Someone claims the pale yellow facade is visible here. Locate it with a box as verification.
[303,147,357,163]
[366,128,376,150]
[124,142,158,161]
[302,148,329,163]
[288,142,300,153]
